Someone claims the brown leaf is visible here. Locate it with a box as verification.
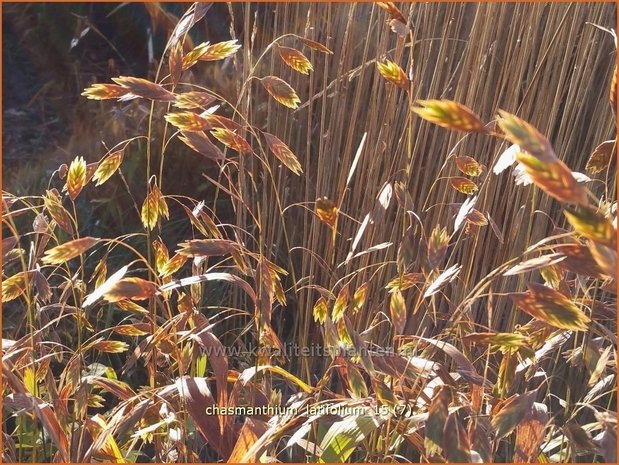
[260,76,300,109]
[176,239,238,257]
[610,63,617,116]
[277,45,313,74]
[376,2,407,24]
[93,150,124,186]
[179,131,226,161]
[444,412,472,462]
[510,282,590,331]
[466,208,488,227]
[298,37,333,54]
[556,242,608,278]
[42,237,100,265]
[263,132,303,175]
[67,156,87,201]
[102,277,157,302]
[228,418,269,463]
[112,76,175,101]
[586,139,615,174]
[425,386,451,456]
[491,390,537,439]
[377,60,409,89]
[210,128,252,154]
[168,41,183,86]
[385,273,424,292]
[449,176,478,195]
[205,114,242,131]
[413,99,485,132]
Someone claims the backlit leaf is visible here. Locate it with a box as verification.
[141,186,159,231]
[315,197,338,229]
[165,111,210,131]
[377,60,409,90]
[413,99,485,132]
[158,253,188,278]
[198,39,241,61]
[93,150,124,186]
[427,224,449,269]
[263,132,303,175]
[515,151,588,205]
[2,271,32,302]
[564,205,617,247]
[210,128,252,154]
[260,76,300,109]
[81,83,129,100]
[497,110,556,162]
[332,285,350,322]
[455,156,483,176]
[450,176,478,195]
[352,282,369,313]
[67,156,87,201]
[42,237,100,264]
[313,296,329,323]
[91,340,129,354]
[277,45,313,74]
[510,282,590,331]
[112,76,175,101]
